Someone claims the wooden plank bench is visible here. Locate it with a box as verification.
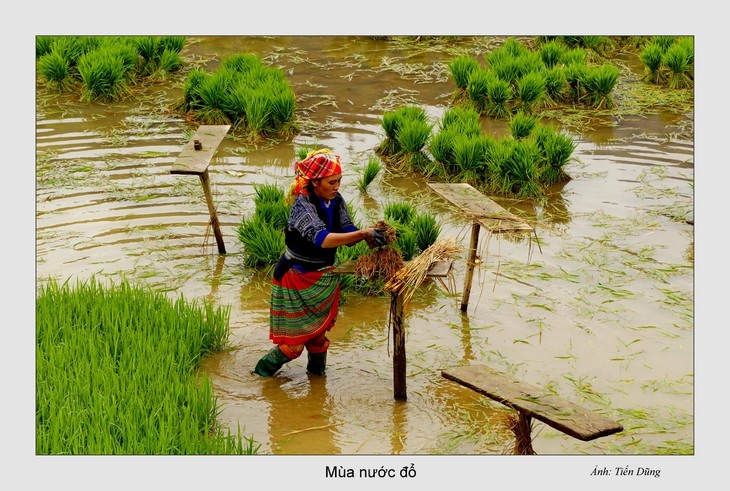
[442,364,623,453]
[335,259,454,400]
[426,183,533,311]
[170,125,230,253]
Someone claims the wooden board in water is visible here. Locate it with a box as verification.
[442,365,624,441]
[170,125,231,176]
[427,182,533,234]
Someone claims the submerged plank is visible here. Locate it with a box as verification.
[427,182,533,233]
[170,125,231,176]
[441,365,623,441]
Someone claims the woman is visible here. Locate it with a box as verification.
[253,149,386,377]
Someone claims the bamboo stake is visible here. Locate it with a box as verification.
[199,169,226,254]
[391,291,407,400]
[460,222,481,312]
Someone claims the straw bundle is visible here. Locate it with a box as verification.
[384,237,462,306]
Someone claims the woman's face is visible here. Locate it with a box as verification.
[312,173,342,201]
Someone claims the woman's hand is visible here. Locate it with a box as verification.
[362,227,388,248]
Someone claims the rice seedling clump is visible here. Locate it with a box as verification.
[355,220,403,281]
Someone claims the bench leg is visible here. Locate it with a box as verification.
[513,412,536,455]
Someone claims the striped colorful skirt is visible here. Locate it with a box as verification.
[269,266,340,346]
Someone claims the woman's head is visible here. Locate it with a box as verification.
[287,149,342,203]
[311,173,342,201]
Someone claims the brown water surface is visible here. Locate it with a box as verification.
[36,36,694,455]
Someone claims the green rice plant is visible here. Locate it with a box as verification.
[196,69,236,124]
[98,39,140,74]
[384,201,417,225]
[394,118,432,171]
[481,137,510,192]
[255,201,290,230]
[183,53,295,135]
[560,48,587,67]
[640,43,664,84]
[452,135,485,184]
[36,277,256,455]
[221,53,263,73]
[581,36,612,54]
[377,110,402,156]
[37,51,72,91]
[582,63,619,108]
[134,35,161,65]
[543,66,566,104]
[36,36,55,57]
[269,88,297,131]
[534,126,576,185]
[237,215,286,267]
[663,43,693,89]
[508,111,538,140]
[410,212,441,253]
[52,36,85,66]
[182,67,208,112]
[157,48,182,73]
[438,105,482,136]
[516,71,546,111]
[652,35,675,52]
[564,62,587,102]
[158,35,186,54]
[428,126,458,164]
[492,57,522,86]
[538,40,565,68]
[77,36,104,56]
[242,90,274,134]
[222,83,249,123]
[357,154,383,192]
[449,55,480,91]
[395,225,418,261]
[503,139,542,198]
[500,37,530,58]
[515,52,545,76]
[253,182,285,206]
[676,36,694,66]
[377,105,427,158]
[77,48,131,102]
[466,69,494,112]
[485,76,513,119]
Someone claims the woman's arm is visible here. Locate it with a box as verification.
[320,228,374,248]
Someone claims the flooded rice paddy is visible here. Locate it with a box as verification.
[35,36,694,461]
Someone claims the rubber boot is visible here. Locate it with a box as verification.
[306,338,330,375]
[253,346,291,377]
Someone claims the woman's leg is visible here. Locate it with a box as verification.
[305,333,330,375]
[253,343,304,377]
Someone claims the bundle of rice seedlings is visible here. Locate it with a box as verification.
[448,55,480,92]
[516,71,546,111]
[508,111,538,140]
[384,201,417,225]
[485,77,513,119]
[357,155,382,193]
[384,237,462,306]
[466,69,493,112]
[538,40,565,69]
[582,63,619,109]
[663,43,693,89]
[640,43,664,84]
[354,220,403,280]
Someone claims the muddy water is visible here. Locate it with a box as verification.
[36,36,693,456]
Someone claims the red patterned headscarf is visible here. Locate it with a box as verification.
[286,148,342,204]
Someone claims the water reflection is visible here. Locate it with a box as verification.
[260,374,340,454]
